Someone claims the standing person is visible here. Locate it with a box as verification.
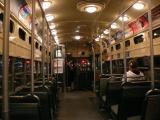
[122,59,145,82]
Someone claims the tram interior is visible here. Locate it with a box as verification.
[0,0,160,120]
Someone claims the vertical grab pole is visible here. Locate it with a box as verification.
[92,45,96,92]
[122,14,127,82]
[50,42,53,80]
[31,0,35,93]
[100,39,103,74]
[109,28,112,76]
[47,32,50,81]
[148,0,154,89]
[2,0,10,119]
[42,16,45,85]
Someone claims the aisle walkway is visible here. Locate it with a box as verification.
[57,91,109,120]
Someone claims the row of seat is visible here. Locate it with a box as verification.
[98,75,160,120]
[0,77,58,120]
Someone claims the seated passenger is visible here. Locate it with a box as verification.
[122,59,145,82]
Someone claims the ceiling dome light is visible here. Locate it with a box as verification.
[133,1,145,10]
[103,29,109,34]
[75,36,81,40]
[42,1,52,10]
[52,30,57,35]
[100,34,105,38]
[46,14,54,21]
[111,23,118,29]
[50,23,56,29]
[95,37,99,41]
[77,1,105,13]
[119,15,129,21]
[84,5,97,13]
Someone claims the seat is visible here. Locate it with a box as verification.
[142,89,160,120]
[118,81,151,120]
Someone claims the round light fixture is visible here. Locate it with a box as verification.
[100,34,105,38]
[75,36,81,40]
[95,37,99,42]
[50,23,56,29]
[46,14,54,21]
[77,1,105,13]
[84,5,97,13]
[42,1,52,10]
[103,29,109,34]
[119,15,129,21]
[52,29,57,35]
[111,23,118,29]
[133,1,145,10]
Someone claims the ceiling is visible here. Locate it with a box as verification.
[41,0,160,53]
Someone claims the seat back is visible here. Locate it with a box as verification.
[118,81,151,120]
[142,89,160,120]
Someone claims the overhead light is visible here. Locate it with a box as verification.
[75,35,81,40]
[84,5,97,13]
[133,1,145,10]
[103,29,109,34]
[46,14,54,21]
[42,1,52,10]
[50,23,56,29]
[111,23,118,29]
[75,30,79,32]
[95,37,99,41]
[77,1,105,13]
[119,15,129,21]
[52,29,57,35]
[101,34,105,38]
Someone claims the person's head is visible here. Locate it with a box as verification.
[128,59,138,71]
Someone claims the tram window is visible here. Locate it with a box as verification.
[29,36,31,44]
[19,28,26,41]
[49,52,51,56]
[46,51,47,54]
[115,44,121,50]
[10,20,14,33]
[134,35,144,44]
[0,13,3,21]
[40,46,42,51]
[111,46,114,51]
[35,42,39,49]
[153,27,160,39]
[125,40,130,47]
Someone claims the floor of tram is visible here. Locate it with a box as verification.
[56,90,111,120]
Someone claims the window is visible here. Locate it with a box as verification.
[10,20,14,33]
[115,44,121,50]
[153,27,160,39]
[40,46,42,51]
[134,34,144,44]
[49,52,51,56]
[111,46,114,51]
[35,42,39,49]
[29,36,31,44]
[0,13,3,21]
[19,28,26,41]
[125,40,130,47]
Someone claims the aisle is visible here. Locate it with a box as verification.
[57,91,109,120]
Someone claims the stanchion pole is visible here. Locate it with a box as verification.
[2,0,10,119]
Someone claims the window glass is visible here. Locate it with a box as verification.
[134,35,144,44]
[35,42,39,49]
[115,44,121,50]
[153,27,160,39]
[19,28,26,41]
[10,20,14,33]
[125,40,130,47]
